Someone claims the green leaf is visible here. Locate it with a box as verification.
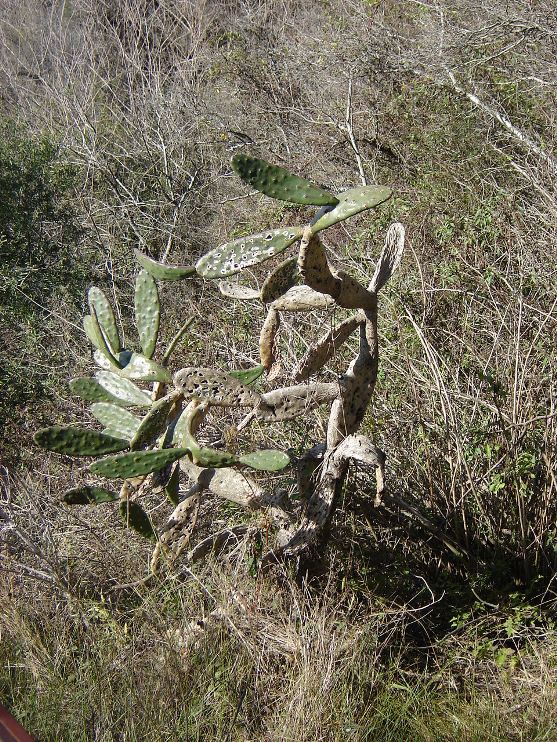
[238,449,291,471]
[119,500,156,540]
[88,287,120,353]
[196,228,303,279]
[90,403,141,441]
[34,426,129,456]
[229,365,265,385]
[311,186,392,232]
[133,249,196,280]
[64,486,119,505]
[89,448,188,479]
[135,270,160,359]
[232,154,339,206]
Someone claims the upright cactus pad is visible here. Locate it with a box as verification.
[34,426,129,456]
[88,287,120,353]
[130,392,180,450]
[133,249,196,280]
[173,368,261,407]
[196,228,304,279]
[369,222,405,293]
[135,270,160,359]
[232,154,339,206]
[311,186,392,232]
[89,447,189,479]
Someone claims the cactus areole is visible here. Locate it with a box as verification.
[35,155,404,571]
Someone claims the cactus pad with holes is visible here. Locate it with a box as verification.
[196,228,303,279]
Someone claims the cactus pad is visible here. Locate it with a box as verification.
[94,372,152,407]
[90,403,141,440]
[165,464,181,505]
[133,249,196,280]
[64,486,119,504]
[69,377,146,407]
[238,449,290,471]
[196,228,303,279]
[232,154,339,206]
[130,392,180,450]
[113,352,171,383]
[173,368,261,407]
[35,426,129,456]
[218,281,260,300]
[311,186,391,232]
[119,500,156,540]
[89,447,189,479]
[135,270,160,359]
[191,447,237,468]
[88,287,120,353]
[260,256,299,303]
[229,365,265,385]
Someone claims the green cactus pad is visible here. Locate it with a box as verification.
[70,377,135,407]
[130,392,179,450]
[94,349,132,371]
[174,368,261,407]
[34,426,129,456]
[88,287,120,353]
[196,228,304,279]
[229,365,265,385]
[113,352,171,383]
[94,373,152,407]
[119,500,156,540]
[238,449,291,471]
[311,186,392,233]
[90,403,141,441]
[89,308,121,366]
[135,270,160,359]
[89,447,188,479]
[64,486,119,505]
[133,249,196,280]
[165,464,181,505]
[192,447,237,468]
[232,154,339,206]
[260,256,299,303]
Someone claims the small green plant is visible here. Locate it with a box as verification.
[35,155,404,572]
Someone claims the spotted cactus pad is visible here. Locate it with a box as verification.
[196,227,304,278]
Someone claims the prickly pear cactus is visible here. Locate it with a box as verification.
[36,152,404,575]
